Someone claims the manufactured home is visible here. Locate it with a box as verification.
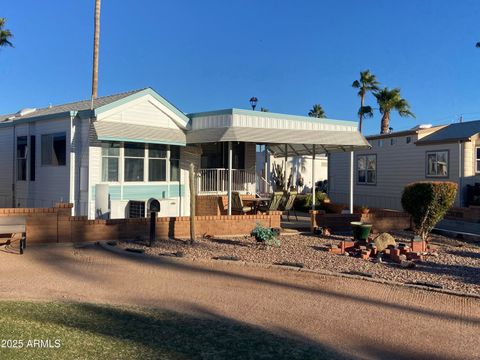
[329,121,480,210]
[0,87,369,219]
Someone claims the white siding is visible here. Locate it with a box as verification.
[329,134,462,210]
[0,127,14,207]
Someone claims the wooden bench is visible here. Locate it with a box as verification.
[0,216,26,254]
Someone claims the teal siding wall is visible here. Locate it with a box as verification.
[91,184,185,200]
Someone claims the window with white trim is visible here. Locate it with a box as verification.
[101,142,120,182]
[357,154,376,184]
[170,146,180,181]
[41,133,66,166]
[476,147,480,173]
[426,150,448,177]
[17,136,27,180]
[148,144,167,181]
[124,143,145,181]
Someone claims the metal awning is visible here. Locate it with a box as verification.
[93,121,186,146]
[186,127,370,156]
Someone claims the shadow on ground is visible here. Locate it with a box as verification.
[4,301,348,360]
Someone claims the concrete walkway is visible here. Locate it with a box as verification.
[0,244,479,359]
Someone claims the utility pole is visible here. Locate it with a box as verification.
[91,0,101,102]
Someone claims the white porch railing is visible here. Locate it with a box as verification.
[198,168,255,194]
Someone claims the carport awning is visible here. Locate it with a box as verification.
[93,121,186,146]
[186,127,370,156]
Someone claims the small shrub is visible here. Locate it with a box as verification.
[251,223,280,247]
[293,192,329,211]
[401,181,457,241]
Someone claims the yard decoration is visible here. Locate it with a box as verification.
[350,221,372,242]
[373,233,396,253]
[401,182,457,241]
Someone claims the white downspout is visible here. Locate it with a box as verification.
[349,151,354,214]
[227,141,232,215]
[458,141,463,207]
[312,145,316,210]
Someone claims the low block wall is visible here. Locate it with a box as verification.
[446,206,480,223]
[310,210,411,233]
[0,203,281,244]
[196,194,256,216]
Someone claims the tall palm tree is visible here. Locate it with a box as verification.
[352,70,379,132]
[308,104,326,118]
[0,18,13,48]
[374,87,415,134]
[91,0,101,100]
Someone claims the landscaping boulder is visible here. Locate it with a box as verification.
[373,233,396,253]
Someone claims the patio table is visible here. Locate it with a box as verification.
[243,197,271,214]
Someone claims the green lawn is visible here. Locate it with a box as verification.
[0,301,346,360]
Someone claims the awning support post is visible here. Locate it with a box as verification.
[228,141,232,215]
[349,151,354,214]
[264,145,269,193]
[312,145,316,211]
[284,144,288,191]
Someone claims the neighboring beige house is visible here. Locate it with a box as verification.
[328,120,480,210]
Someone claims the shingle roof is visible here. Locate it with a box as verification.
[416,120,480,144]
[0,88,147,122]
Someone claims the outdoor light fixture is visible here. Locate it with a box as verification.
[249,97,258,110]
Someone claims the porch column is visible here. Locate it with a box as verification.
[349,151,354,214]
[227,141,233,215]
[312,145,316,210]
[264,145,269,193]
[284,144,288,191]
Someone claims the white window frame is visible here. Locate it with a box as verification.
[357,154,377,185]
[476,146,480,173]
[124,142,146,182]
[41,132,66,166]
[101,142,120,182]
[426,150,449,178]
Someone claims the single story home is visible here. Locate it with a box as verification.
[0,87,369,219]
[328,121,480,210]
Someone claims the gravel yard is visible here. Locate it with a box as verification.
[117,231,480,295]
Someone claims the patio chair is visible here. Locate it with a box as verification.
[231,192,252,215]
[283,191,298,221]
[258,192,284,213]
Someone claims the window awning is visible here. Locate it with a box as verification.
[93,121,186,146]
[186,127,370,156]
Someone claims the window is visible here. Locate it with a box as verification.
[426,150,449,177]
[17,136,27,180]
[357,154,376,184]
[170,146,180,181]
[101,142,120,182]
[390,138,396,145]
[200,142,245,169]
[148,144,167,181]
[406,136,412,144]
[41,132,66,166]
[476,147,480,173]
[128,201,145,218]
[30,136,36,181]
[124,143,145,181]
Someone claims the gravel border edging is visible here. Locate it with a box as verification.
[96,241,480,300]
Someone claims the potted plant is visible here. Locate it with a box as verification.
[350,221,373,243]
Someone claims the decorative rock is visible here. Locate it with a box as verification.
[374,233,397,253]
[400,260,416,269]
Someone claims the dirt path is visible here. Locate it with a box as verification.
[0,244,479,359]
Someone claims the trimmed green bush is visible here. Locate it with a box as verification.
[293,192,329,211]
[251,223,280,247]
[401,181,457,241]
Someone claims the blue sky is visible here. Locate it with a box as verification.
[1,0,480,135]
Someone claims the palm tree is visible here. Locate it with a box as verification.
[0,18,13,48]
[352,70,379,132]
[91,0,101,100]
[374,87,415,134]
[308,104,326,118]
[476,42,480,48]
